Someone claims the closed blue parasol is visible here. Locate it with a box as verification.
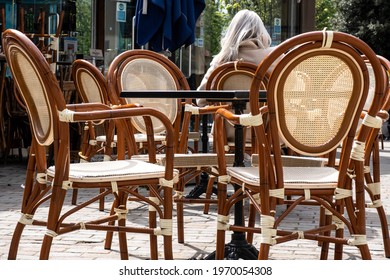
[135,0,205,53]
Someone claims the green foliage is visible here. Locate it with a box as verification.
[334,0,390,59]
[75,0,92,55]
[203,0,282,57]
[203,0,228,56]
[315,0,337,30]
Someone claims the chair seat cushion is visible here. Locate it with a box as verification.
[96,134,118,142]
[148,153,235,168]
[47,159,178,183]
[227,166,339,189]
[134,133,166,143]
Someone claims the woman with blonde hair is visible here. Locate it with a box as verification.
[197,9,275,144]
[197,9,273,98]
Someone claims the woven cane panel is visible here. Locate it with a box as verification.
[15,51,53,145]
[219,73,253,90]
[79,71,103,103]
[219,72,254,127]
[120,58,178,134]
[364,64,375,111]
[280,55,354,149]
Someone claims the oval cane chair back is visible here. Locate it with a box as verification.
[72,59,109,105]
[206,60,260,91]
[205,61,259,153]
[106,49,191,152]
[4,32,58,148]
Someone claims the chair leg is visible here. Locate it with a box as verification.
[375,205,390,258]
[258,243,271,260]
[149,191,158,260]
[39,234,55,260]
[117,193,129,260]
[71,189,78,205]
[175,177,185,244]
[163,186,173,260]
[39,186,67,260]
[104,200,117,250]
[319,208,332,260]
[203,175,216,214]
[357,244,372,260]
[99,188,105,211]
[177,202,185,244]
[7,222,26,259]
[215,183,228,260]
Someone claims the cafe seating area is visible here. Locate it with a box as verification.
[0,27,390,261]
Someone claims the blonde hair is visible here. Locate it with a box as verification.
[213,9,272,66]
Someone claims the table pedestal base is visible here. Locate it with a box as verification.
[204,233,259,260]
[185,172,217,199]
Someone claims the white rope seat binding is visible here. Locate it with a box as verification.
[173,191,184,199]
[148,197,160,212]
[362,114,383,129]
[347,234,367,246]
[19,213,34,225]
[36,173,47,184]
[333,216,345,229]
[239,113,263,127]
[153,219,172,236]
[335,188,353,200]
[293,231,305,239]
[217,214,230,231]
[260,214,277,245]
[351,140,365,162]
[218,175,231,184]
[184,104,200,115]
[58,109,75,123]
[45,229,58,238]
[62,181,73,190]
[78,222,86,230]
[115,207,128,220]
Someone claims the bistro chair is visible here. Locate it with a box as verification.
[205,61,262,155]
[361,55,390,257]
[3,29,178,260]
[106,49,188,155]
[72,59,118,163]
[213,30,385,259]
[105,49,234,244]
[71,59,119,210]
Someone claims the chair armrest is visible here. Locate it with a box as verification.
[66,102,111,112]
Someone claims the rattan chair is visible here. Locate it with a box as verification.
[204,60,264,156]
[71,59,128,211]
[361,55,390,257]
[213,30,385,260]
[106,49,189,155]
[105,49,234,244]
[3,29,178,260]
[72,59,115,163]
[166,60,247,243]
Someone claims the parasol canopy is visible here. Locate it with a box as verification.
[135,0,205,53]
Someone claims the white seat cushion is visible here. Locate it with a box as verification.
[47,159,178,183]
[227,166,339,189]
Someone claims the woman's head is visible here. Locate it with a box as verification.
[215,9,272,64]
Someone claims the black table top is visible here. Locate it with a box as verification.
[120,89,266,101]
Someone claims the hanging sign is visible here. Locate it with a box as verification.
[116,2,127,22]
[274,18,281,34]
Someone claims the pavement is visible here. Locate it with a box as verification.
[1,142,390,261]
